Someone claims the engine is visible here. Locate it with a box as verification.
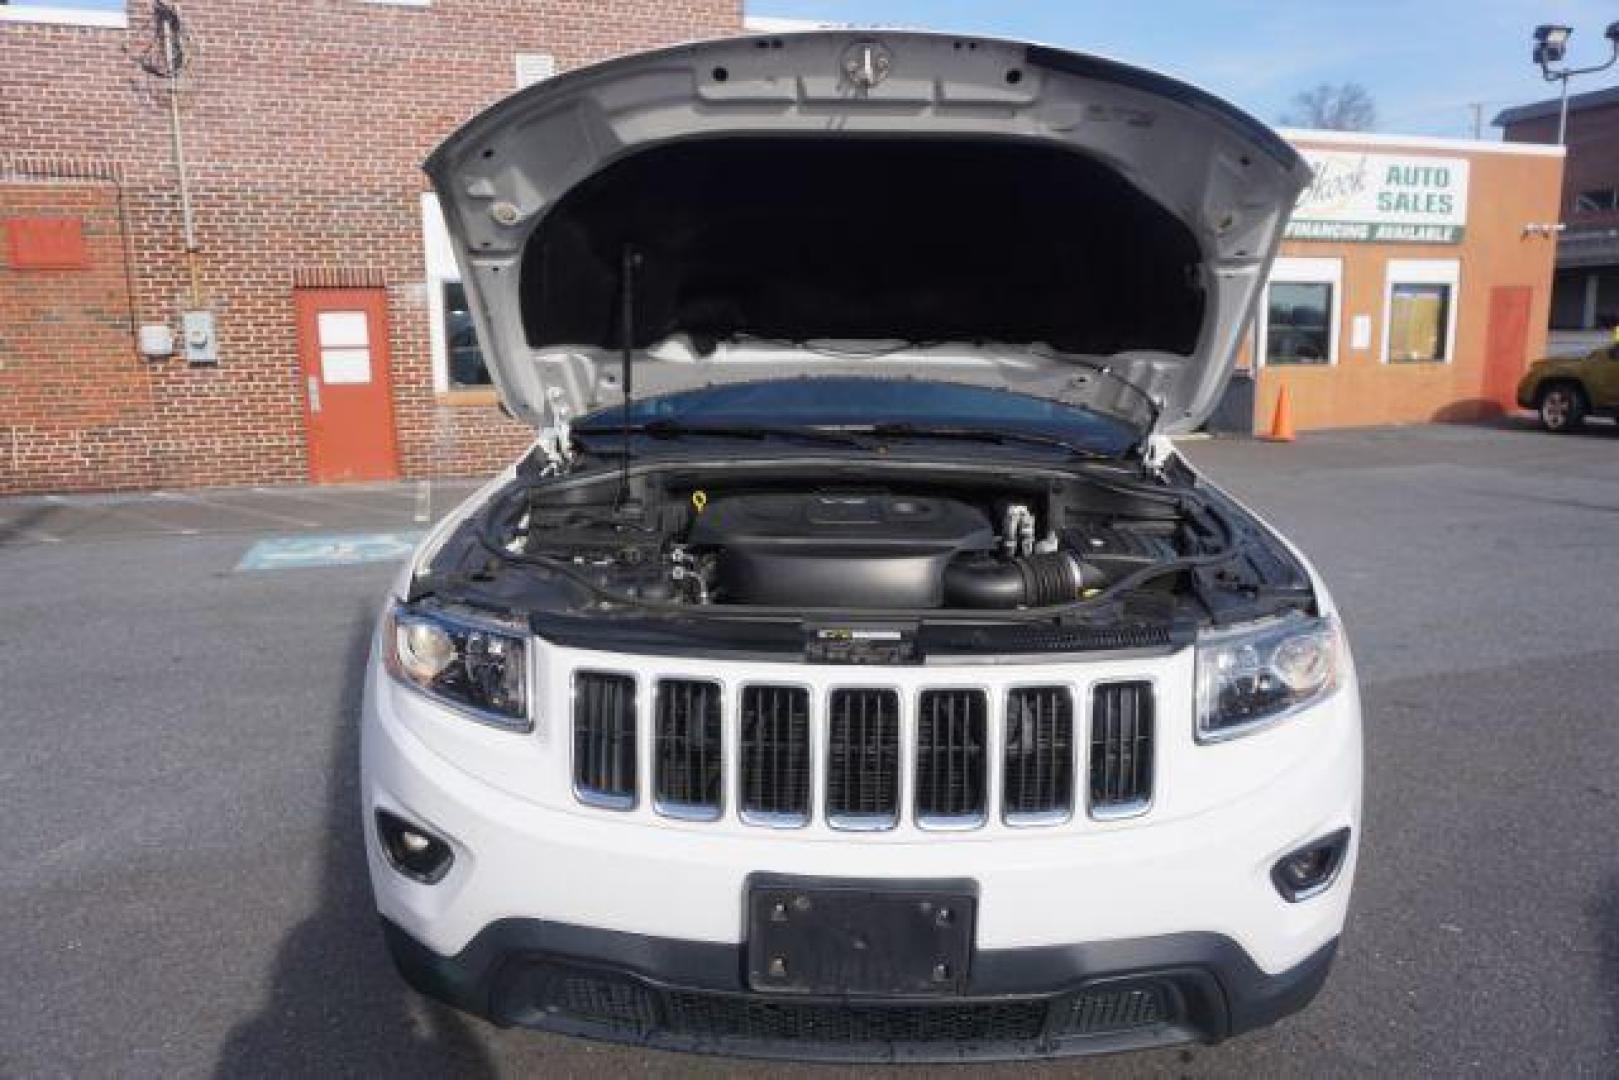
[684,491,1136,610]
[686,492,995,608]
[500,474,1188,612]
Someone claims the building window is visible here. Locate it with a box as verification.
[1383,259,1460,365]
[1265,283,1334,365]
[421,192,496,397]
[1387,284,1451,362]
[1260,256,1341,367]
[442,282,491,388]
[0,0,127,27]
[1575,187,1619,213]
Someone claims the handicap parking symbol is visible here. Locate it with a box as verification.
[236,530,427,571]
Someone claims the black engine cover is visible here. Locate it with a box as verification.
[687,492,995,608]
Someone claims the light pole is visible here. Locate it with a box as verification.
[1532,22,1619,145]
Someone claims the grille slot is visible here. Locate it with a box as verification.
[915,689,988,826]
[519,965,657,1034]
[664,991,1048,1045]
[1089,681,1154,817]
[572,672,637,809]
[1055,984,1170,1036]
[1002,687,1074,823]
[653,679,723,819]
[739,685,811,825]
[826,688,901,829]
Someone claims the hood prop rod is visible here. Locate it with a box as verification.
[616,244,644,517]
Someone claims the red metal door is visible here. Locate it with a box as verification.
[295,288,399,483]
[1483,286,1532,411]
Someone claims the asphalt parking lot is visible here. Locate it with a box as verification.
[3,421,1617,1077]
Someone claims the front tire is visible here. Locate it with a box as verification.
[1538,384,1587,432]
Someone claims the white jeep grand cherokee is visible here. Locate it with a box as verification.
[362,30,1362,1062]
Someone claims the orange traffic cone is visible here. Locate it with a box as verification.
[1261,385,1296,443]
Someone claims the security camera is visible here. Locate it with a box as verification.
[1535,24,1572,63]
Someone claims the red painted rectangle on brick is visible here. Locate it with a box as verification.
[4,217,89,269]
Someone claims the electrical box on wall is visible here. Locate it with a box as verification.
[139,324,175,358]
[182,310,217,364]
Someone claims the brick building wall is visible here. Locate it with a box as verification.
[0,0,742,493]
[1,161,160,488]
[1501,99,1619,329]
[1502,103,1619,223]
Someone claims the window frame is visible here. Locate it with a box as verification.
[1257,256,1343,369]
[1381,258,1461,365]
[0,1,127,28]
[421,193,497,397]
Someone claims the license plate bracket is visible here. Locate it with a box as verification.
[746,877,976,996]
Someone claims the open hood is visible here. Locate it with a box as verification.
[426,31,1308,444]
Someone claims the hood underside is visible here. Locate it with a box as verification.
[523,137,1205,356]
[426,31,1308,439]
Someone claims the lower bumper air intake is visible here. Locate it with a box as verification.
[380,917,1338,1063]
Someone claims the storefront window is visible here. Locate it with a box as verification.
[443,282,492,387]
[1387,282,1451,363]
[1265,282,1333,365]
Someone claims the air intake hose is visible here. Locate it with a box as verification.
[942,552,1100,609]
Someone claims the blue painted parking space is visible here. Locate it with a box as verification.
[236,530,427,570]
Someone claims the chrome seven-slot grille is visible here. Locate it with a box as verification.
[572,674,1154,829]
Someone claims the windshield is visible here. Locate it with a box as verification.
[574,378,1143,458]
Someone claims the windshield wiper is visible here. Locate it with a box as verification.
[853,422,1108,459]
[572,418,870,451]
[574,419,1111,459]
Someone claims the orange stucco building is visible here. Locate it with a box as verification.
[1222,130,1566,434]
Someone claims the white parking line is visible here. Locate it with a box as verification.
[153,491,320,529]
[250,486,413,517]
[48,494,201,536]
[414,480,431,523]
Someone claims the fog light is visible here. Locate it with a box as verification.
[376,809,454,884]
[1272,828,1350,902]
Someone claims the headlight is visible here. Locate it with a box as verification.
[1195,613,1343,741]
[384,603,530,730]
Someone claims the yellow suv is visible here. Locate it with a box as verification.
[1517,344,1619,432]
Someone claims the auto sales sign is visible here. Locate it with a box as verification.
[1286,149,1469,244]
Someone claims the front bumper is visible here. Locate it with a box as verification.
[380,913,1338,1061]
[362,628,1361,1058]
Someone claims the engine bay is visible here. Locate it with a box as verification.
[506,475,1185,612]
[417,456,1314,640]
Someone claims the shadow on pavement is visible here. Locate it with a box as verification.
[1428,399,1508,424]
[1599,874,1619,1055]
[0,503,60,545]
[213,607,496,1077]
[1480,413,1619,438]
